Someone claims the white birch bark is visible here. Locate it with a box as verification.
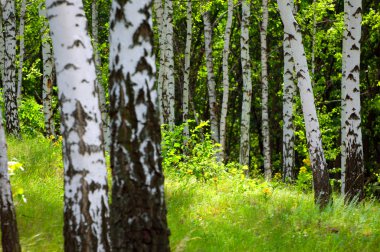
[46,0,110,250]
[261,0,271,180]
[154,0,165,125]
[202,10,219,143]
[0,6,4,80]
[2,0,20,136]
[239,0,252,171]
[277,0,331,206]
[16,0,26,101]
[183,0,192,137]
[341,0,364,201]
[283,0,296,182]
[109,0,170,250]
[40,6,55,137]
[0,108,21,252]
[92,0,110,152]
[220,0,233,161]
[163,0,175,126]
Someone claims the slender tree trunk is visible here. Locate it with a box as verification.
[0,6,4,80]
[109,0,170,250]
[282,0,296,182]
[2,0,20,136]
[261,0,271,180]
[341,0,364,202]
[154,0,165,125]
[277,0,331,207]
[202,10,219,143]
[220,0,233,162]
[46,0,110,250]
[40,6,55,136]
[16,0,26,102]
[239,0,252,173]
[163,0,175,126]
[0,108,21,252]
[92,0,110,152]
[183,0,192,137]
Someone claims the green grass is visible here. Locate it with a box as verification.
[6,137,380,251]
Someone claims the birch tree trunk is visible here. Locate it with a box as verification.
[202,10,219,143]
[40,6,55,136]
[163,0,175,126]
[283,0,296,182]
[239,0,252,172]
[46,0,110,250]
[154,0,165,125]
[16,0,26,101]
[341,0,364,201]
[109,0,170,250]
[92,0,110,152]
[183,0,192,137]
[277,0,331,207]
[2,0,20,136]
[220,0,233,162]
[0,6,4,80]
[0,109,21,252]
[261,0,271,180]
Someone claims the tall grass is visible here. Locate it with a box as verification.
[6,136,380,251]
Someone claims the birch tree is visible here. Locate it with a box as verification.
[261,0,271,180]
[282,0,296,182]
[109,0,170,250]
[2,0,20,136]
[341,0,364,201]
[40,5,55,137]
[46,0,110,250]
[16,0,26,102]
[277,0,331,207]
[183,0,192,137]
[0,109,21,252]
[0,7,4,79]
[220,0,234,161]
[202,9,219,143]
[239,0,252,172]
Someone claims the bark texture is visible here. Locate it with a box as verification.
[220,0,233,162]
[202,10,219,143]
[0,108,21,252]
[40,6,55,136]
[183,0,192,137]
[239,0,252,172]
[261,0,271,180]
[341,0,364,202]
[46,0,110,250]
[2,0,20,136]
[278,0,331,207]
[109,0,170,250]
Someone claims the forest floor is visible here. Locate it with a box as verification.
[6,136,380,251]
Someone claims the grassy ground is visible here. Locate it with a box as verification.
[6,137,380,251]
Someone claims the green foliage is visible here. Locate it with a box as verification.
[295,159,313,193]
[18,97,45,136]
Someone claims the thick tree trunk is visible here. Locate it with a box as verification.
[239,0,252,173]
[277,0,331,207]
[163,0,175,126]
[282,0,296,182]
[0,109,21,252]
[40,6,55,137]
[154,0,165,125]
[261,0,271,180]
[16,0,26,102]
[183,0,192,137]
[202,10,219,143]
[109,0,170,250]
[220,0,233,162]
[341,0,364,202]
[2,0,20,136]
[46,0,110,250]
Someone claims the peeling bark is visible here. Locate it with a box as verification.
[46,0,110,250]
[109,0,170,250]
